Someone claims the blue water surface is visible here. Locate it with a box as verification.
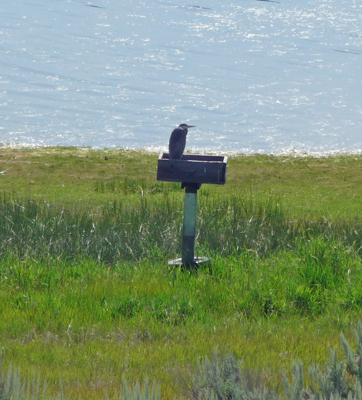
[0,0,361,154]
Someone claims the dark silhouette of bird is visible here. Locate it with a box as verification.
[168,124,196,160]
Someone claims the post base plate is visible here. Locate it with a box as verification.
[168,257,211,268]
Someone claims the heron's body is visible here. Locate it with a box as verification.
[169,124,196,160]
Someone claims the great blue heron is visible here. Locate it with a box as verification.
[168,124,196,160]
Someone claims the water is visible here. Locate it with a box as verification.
[0,0,361,154]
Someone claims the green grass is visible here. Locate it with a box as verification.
[2,147,362,216]
[2,147,362,399]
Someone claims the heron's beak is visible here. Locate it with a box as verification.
[187,125,196,128]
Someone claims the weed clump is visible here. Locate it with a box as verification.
[0,358,159,400]
[172,322,362,400]
[283,321,362,400]
[106,378,160,400]
[174,349,278,400]
[0,360,59,399]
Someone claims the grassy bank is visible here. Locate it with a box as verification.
[1,147,362,399]
[2,147,362,216]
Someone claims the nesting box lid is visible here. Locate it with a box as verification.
[157,153,227,185]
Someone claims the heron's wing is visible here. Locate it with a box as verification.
[169,128,187,159]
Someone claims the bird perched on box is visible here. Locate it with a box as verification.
[168,124,196,160]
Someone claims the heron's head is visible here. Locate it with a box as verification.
[178,124,196,132]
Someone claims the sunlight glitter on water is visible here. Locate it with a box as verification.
[0,0,361,154]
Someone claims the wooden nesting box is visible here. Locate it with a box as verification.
[157,151,227,268]
[157,153,227,185]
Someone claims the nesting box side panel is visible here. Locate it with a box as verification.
[222,161,227,184]
[157,159,227,184]
[157,159,181,182]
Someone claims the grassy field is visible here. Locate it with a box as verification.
[1,147,362,399]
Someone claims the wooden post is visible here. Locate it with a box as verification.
[156,153,227,268]
[182,183,201,266]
